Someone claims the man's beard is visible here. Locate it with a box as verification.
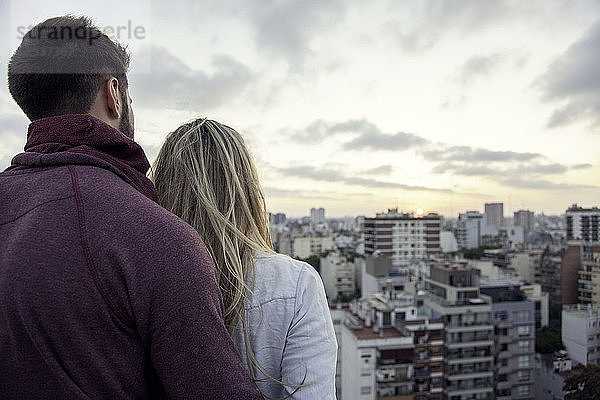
[119,93,134,140]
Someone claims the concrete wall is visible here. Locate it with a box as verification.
[561,245,581,305]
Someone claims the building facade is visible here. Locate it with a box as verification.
[484,203,504,229]
[456,211,482,250]
[513,210,535,233]
[561,245,581,305]
[341,293,444,400]
[292,235,334,258]
[578,245,600,306]
[423,265,495,400]
[566,204,600,243]
[311,207,326,224]
[480,284,536,400]
[562,304,600,366]
[321,251,358,301]
[363,208,441,270]
[535,247,563,305]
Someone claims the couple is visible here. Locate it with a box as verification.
[0,16,336,400]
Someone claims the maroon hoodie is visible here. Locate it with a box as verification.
[0,114,262,400]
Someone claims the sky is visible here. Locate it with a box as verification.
[1,0,599,218]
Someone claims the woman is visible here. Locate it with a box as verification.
[152,118,337,399]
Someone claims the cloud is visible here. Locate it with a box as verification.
[421,145,543,163]
[279,165,452,193]
[292,118,428,151]
[499,177,598,191]
[342,130,427,151]
[385,0,523,53]
[264,186,343,200]
[130,46,254,110]
[537,19,600,128]
[456,53,505,85]
[247,0,346,69]
[572,163,592,170]
[431,162,498,176]
[431,156,570,177]
[363,165,392,175]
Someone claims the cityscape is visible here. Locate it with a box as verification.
[268,203,600,399]
[1,1,600,399]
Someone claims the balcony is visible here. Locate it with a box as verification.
[446,381,494,396]
[446,371,494,381]
[376,368,412,383]
[447,365,493,376]
[446,324,494,333]
[447,339,494,349]
[447,333,492,344]
[447,355,493,364]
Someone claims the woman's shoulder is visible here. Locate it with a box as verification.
[247,252,322,309]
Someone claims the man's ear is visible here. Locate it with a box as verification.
[105,77,122,120]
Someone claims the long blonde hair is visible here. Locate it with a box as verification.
[152,118,304,397]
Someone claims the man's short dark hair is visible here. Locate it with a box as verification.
[8,15,130,121]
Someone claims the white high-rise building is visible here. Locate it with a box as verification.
[485,202,504,229]
[456,211,483,249]
[362,208,441,270]
[562,304,600,366]
[566,204,600,243]
[440,231,458,253]
[310,207,326,224]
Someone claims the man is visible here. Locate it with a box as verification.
[0,16,262,399]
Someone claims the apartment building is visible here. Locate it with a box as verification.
[480,284,535,400]
[456,211,483,250]
[535,247,563,305]
[292,234,334,258]
[311,207,326,224]
[341,293,444,400]
[566,204,600,243]
[510,249,543,283]
[484,203,504,229]
[363,208,441,269]
[361,255,411,296]
[321,251,359,301]
[562,304,600,366]
[513,210,535,233]
[423,265,495,400]
[578,245,600,306]
[520,284,549,329]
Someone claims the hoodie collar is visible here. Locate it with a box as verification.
[13,114,157,202]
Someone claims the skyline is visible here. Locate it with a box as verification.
[1,0,599,218]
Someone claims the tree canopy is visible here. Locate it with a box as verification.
[564,364,600,399]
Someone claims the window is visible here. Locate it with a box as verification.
[518,355,530,368]
[360,386,371,395]
[518,326,530,336]
[515,310,530,322]
[519,340,530,351]
[518,370,530,381]
[517,385,529,396]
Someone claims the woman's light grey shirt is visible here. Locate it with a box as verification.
[233,253,338,399]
